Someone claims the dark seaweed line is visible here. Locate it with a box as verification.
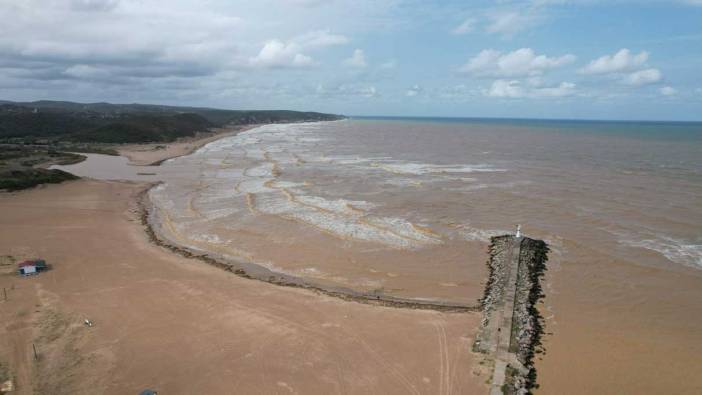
[136,185,480,313]
[518,237,549,393]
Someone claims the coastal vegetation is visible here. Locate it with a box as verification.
[0,146,82,191]
[0,100,343,144]
[0,100,343,191]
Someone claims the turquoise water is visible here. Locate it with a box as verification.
[352,116,702,142]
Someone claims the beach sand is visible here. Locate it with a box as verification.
[117,125,256,166]
[0,180,487,394]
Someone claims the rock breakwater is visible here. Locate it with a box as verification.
[474,235,548,394]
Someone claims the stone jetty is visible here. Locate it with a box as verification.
[474,235,549,395]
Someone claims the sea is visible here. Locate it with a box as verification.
[58,117,702,303]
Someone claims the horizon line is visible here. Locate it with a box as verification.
[349,114,702,125]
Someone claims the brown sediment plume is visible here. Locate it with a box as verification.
[138,184,479,313]
[474,235,549,394]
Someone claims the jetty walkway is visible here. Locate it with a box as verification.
[489,236,528,394]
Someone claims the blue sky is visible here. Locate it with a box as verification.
[1,0,701,121]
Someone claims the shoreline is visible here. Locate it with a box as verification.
[121,120,481,313]
[117,124,260,166]
[138,183,480,313]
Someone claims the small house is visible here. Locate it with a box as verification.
[17,259,48,276]
[18,261,37,275]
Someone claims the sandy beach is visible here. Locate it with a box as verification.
[117,125,256,166]
[0,180,487,394]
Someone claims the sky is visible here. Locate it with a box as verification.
[1,0,701,121]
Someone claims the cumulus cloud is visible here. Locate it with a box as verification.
[487,80,524,98]
[580,49,648,74]
[249,30,349,68]
[452,18,476,35]
[622,68,662,86]
[486,79,576,98]
[460,48,575,77]
[343,49,367,68]
[249,40,315,68]
[660,86,677,96]
[581,49,663,87]
[405,84,423,97]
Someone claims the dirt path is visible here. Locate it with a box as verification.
[0,180,487,394]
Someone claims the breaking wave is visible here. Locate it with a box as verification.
[620,235,702,269]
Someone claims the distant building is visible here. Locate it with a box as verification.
[17,259,47,276]
[18,261,36,275]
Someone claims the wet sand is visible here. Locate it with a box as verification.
[0,180,486,394]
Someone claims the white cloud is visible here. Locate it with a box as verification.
[249,40,315,68]
[580,49,648,75]
[536,82,577,97]
[660,86,677,96]
[343,49,367,68]
[622,68,662,86]
[249,30,348,69]
[487,80,525,98]
[486,79,576,98]
[452,18,476,35]
[406,84,422,97]
[581,48,664,87]
[460,48,575,77]
[486,11,542,37]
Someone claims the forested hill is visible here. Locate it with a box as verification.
[0,100,344,144]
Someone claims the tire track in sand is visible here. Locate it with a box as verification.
[434,322,451,395]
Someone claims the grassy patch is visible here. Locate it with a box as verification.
[0,168,78,192]
[0,361,9,383]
